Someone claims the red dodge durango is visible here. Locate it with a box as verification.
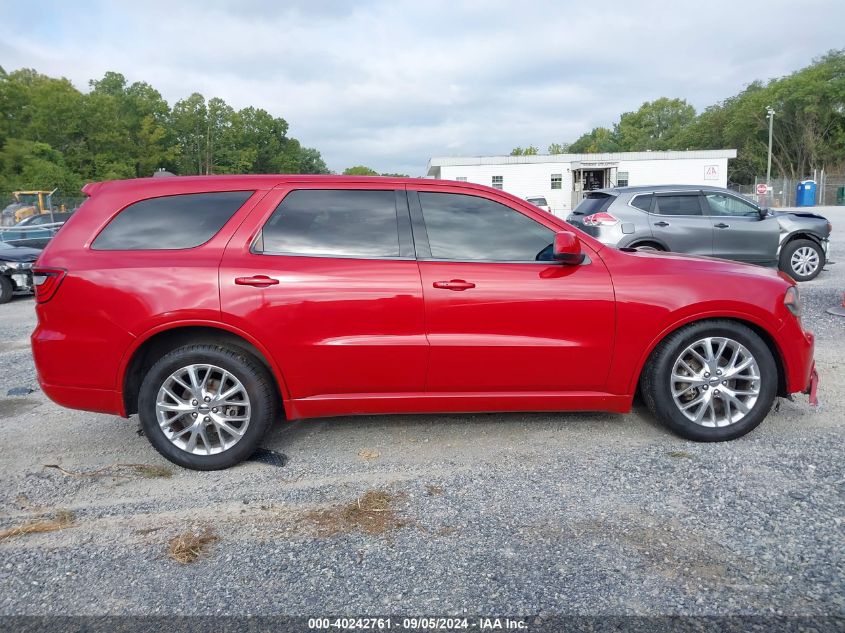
[31,175,818,469]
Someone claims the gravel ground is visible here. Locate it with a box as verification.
[0,209,843,620]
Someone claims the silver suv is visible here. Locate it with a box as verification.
[566,185,831,281]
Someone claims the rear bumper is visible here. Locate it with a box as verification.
[37,376,124,416]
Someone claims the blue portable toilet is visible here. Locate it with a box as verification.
[796,180,817,207]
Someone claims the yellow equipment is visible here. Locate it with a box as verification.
[1,190,64,226]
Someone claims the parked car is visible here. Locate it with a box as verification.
[526,196,550,212]
[0,212,73,249]
[566,185,832,281]
[32,176,817,469]
[0,241,40,303]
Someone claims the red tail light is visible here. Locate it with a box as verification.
[583,212,619,227]
[32,268,66,303]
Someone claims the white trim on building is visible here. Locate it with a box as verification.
[426,150,737,216]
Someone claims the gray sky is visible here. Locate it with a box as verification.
[1,0,843,175]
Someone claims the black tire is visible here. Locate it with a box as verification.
[0,276,13,304]
[138,344,278,470]
[633,242,665,252]
[779,238,825,282]
[640,320,777,442]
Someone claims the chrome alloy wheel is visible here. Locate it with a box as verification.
[155,364,251,455]
[670,337,761,428]
[791,246,820,277]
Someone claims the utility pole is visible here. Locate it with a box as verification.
[765,106,775,185]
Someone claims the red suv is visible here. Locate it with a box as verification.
[32,176,818,470]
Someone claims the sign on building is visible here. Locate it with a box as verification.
[704,165,719,180]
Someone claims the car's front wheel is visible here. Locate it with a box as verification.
[138,344,278,470]
[641,320,777,442]
[779,238,825,282]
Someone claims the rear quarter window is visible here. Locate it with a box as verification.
[92,191,253,250]
[630,194,653,211]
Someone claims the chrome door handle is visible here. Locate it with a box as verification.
[433,279,476,291]
[235,275,279,287]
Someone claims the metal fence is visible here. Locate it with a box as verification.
[729,174,845,208]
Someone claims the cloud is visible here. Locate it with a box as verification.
[1,0,843,175]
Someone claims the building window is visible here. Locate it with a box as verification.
[455,176,467,182]
[550,174,562,190]
[617,171,629,187]
[492,175,503,190]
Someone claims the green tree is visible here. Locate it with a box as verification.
[0,138,82,193]
[0,67,333,196]
[171,92,208,175]
[343,165,379,175]
[547,142,569,154]
[297,147,331,174]
[569,127,619,153]
[614,97,696,150]
[510,145,539,155]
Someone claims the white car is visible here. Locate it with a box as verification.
[526,196,550,212]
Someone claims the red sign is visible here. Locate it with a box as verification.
[756,183,768,195]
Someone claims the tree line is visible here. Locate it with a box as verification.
[0,68,332,196]
[511,50,845,184]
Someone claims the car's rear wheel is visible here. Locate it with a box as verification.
[138,344,278,470]
[633,242,665,252]
[641,320,777,442]
[779,238,824,282]
[0,276,13,304]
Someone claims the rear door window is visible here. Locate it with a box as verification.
[93,191,253,250]
[654,194,703,216]
[572,193,615,215]
[256,189,402,258]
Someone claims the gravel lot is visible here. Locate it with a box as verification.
[0,208,843,620]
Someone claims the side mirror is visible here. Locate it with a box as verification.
[553,231,585,265]
[758,207,769,219]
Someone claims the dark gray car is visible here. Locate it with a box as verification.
[566,185,831,281]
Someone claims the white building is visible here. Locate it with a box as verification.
[426,149,737,216]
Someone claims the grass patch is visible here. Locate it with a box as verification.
[0,509,75,540]
[168,528,219,564]
[303,490,408,536]
[667,450,694,459]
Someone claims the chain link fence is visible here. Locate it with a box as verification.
[729,174,845,208]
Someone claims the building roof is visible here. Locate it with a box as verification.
[596,184,732,194]
[426,149,737,177]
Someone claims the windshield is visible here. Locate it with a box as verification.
[527,197,548,206]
